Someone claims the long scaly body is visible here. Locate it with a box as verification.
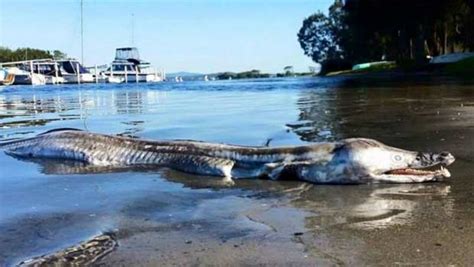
[0,129,337,178]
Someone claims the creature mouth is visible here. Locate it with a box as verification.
[384,165,451,178]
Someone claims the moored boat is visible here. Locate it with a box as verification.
[0,59,66,85]
[2,67,46,86]
[102,47,164,83]
[57,60,94,83]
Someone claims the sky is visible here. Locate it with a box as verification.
[0,0,332,73]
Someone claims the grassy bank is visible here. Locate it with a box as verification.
[325,57,474,78]
[326,61,397,76]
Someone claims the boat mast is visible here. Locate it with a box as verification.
[80,0,84,64]
[131,13,135,46]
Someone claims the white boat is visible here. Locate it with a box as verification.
[30,61,65,84]
[44,75,65,84]
[57,60,95,83]
[0,68,7,85]
[2,67,46,86]
[0,59,63,85]
[103,47,163,83]
[107,76,124,83]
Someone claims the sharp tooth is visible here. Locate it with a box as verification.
[440,166,451,177]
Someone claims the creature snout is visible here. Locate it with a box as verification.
[437,152,455,165]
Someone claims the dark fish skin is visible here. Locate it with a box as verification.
[0,129,338,178]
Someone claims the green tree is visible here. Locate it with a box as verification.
[283,65,294,76]
[343,0,473,61]
[0,47,14,62]
[53,50,68,60]
[299,0,474,71]
[12,48,52,61]
[0,47,65,62]
[297,12,341,63]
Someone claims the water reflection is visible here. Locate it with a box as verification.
[0,90,163,123]
[10,156,300,193]
[118,120,145,138]
[0,89,165,140]
[291,85,474,162]
[114,91,146,114]
[287,88,342,142]
[291,183,453,230]
[346,184,453,229]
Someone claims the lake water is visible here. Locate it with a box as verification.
[1,77,474,265]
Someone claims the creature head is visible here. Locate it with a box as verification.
[298,138,455,184]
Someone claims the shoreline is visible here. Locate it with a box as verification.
[324,57,474,80]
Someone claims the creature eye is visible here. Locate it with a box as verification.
[393,155,402,161]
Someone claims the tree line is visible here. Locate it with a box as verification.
[216,70,271,80]
[298,0,474,73]
[215,67,314,80]
[0,47,67,62]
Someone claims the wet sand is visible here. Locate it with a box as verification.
[1,78,474,266]
[12,179,473,266]
[96,179,474,266]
